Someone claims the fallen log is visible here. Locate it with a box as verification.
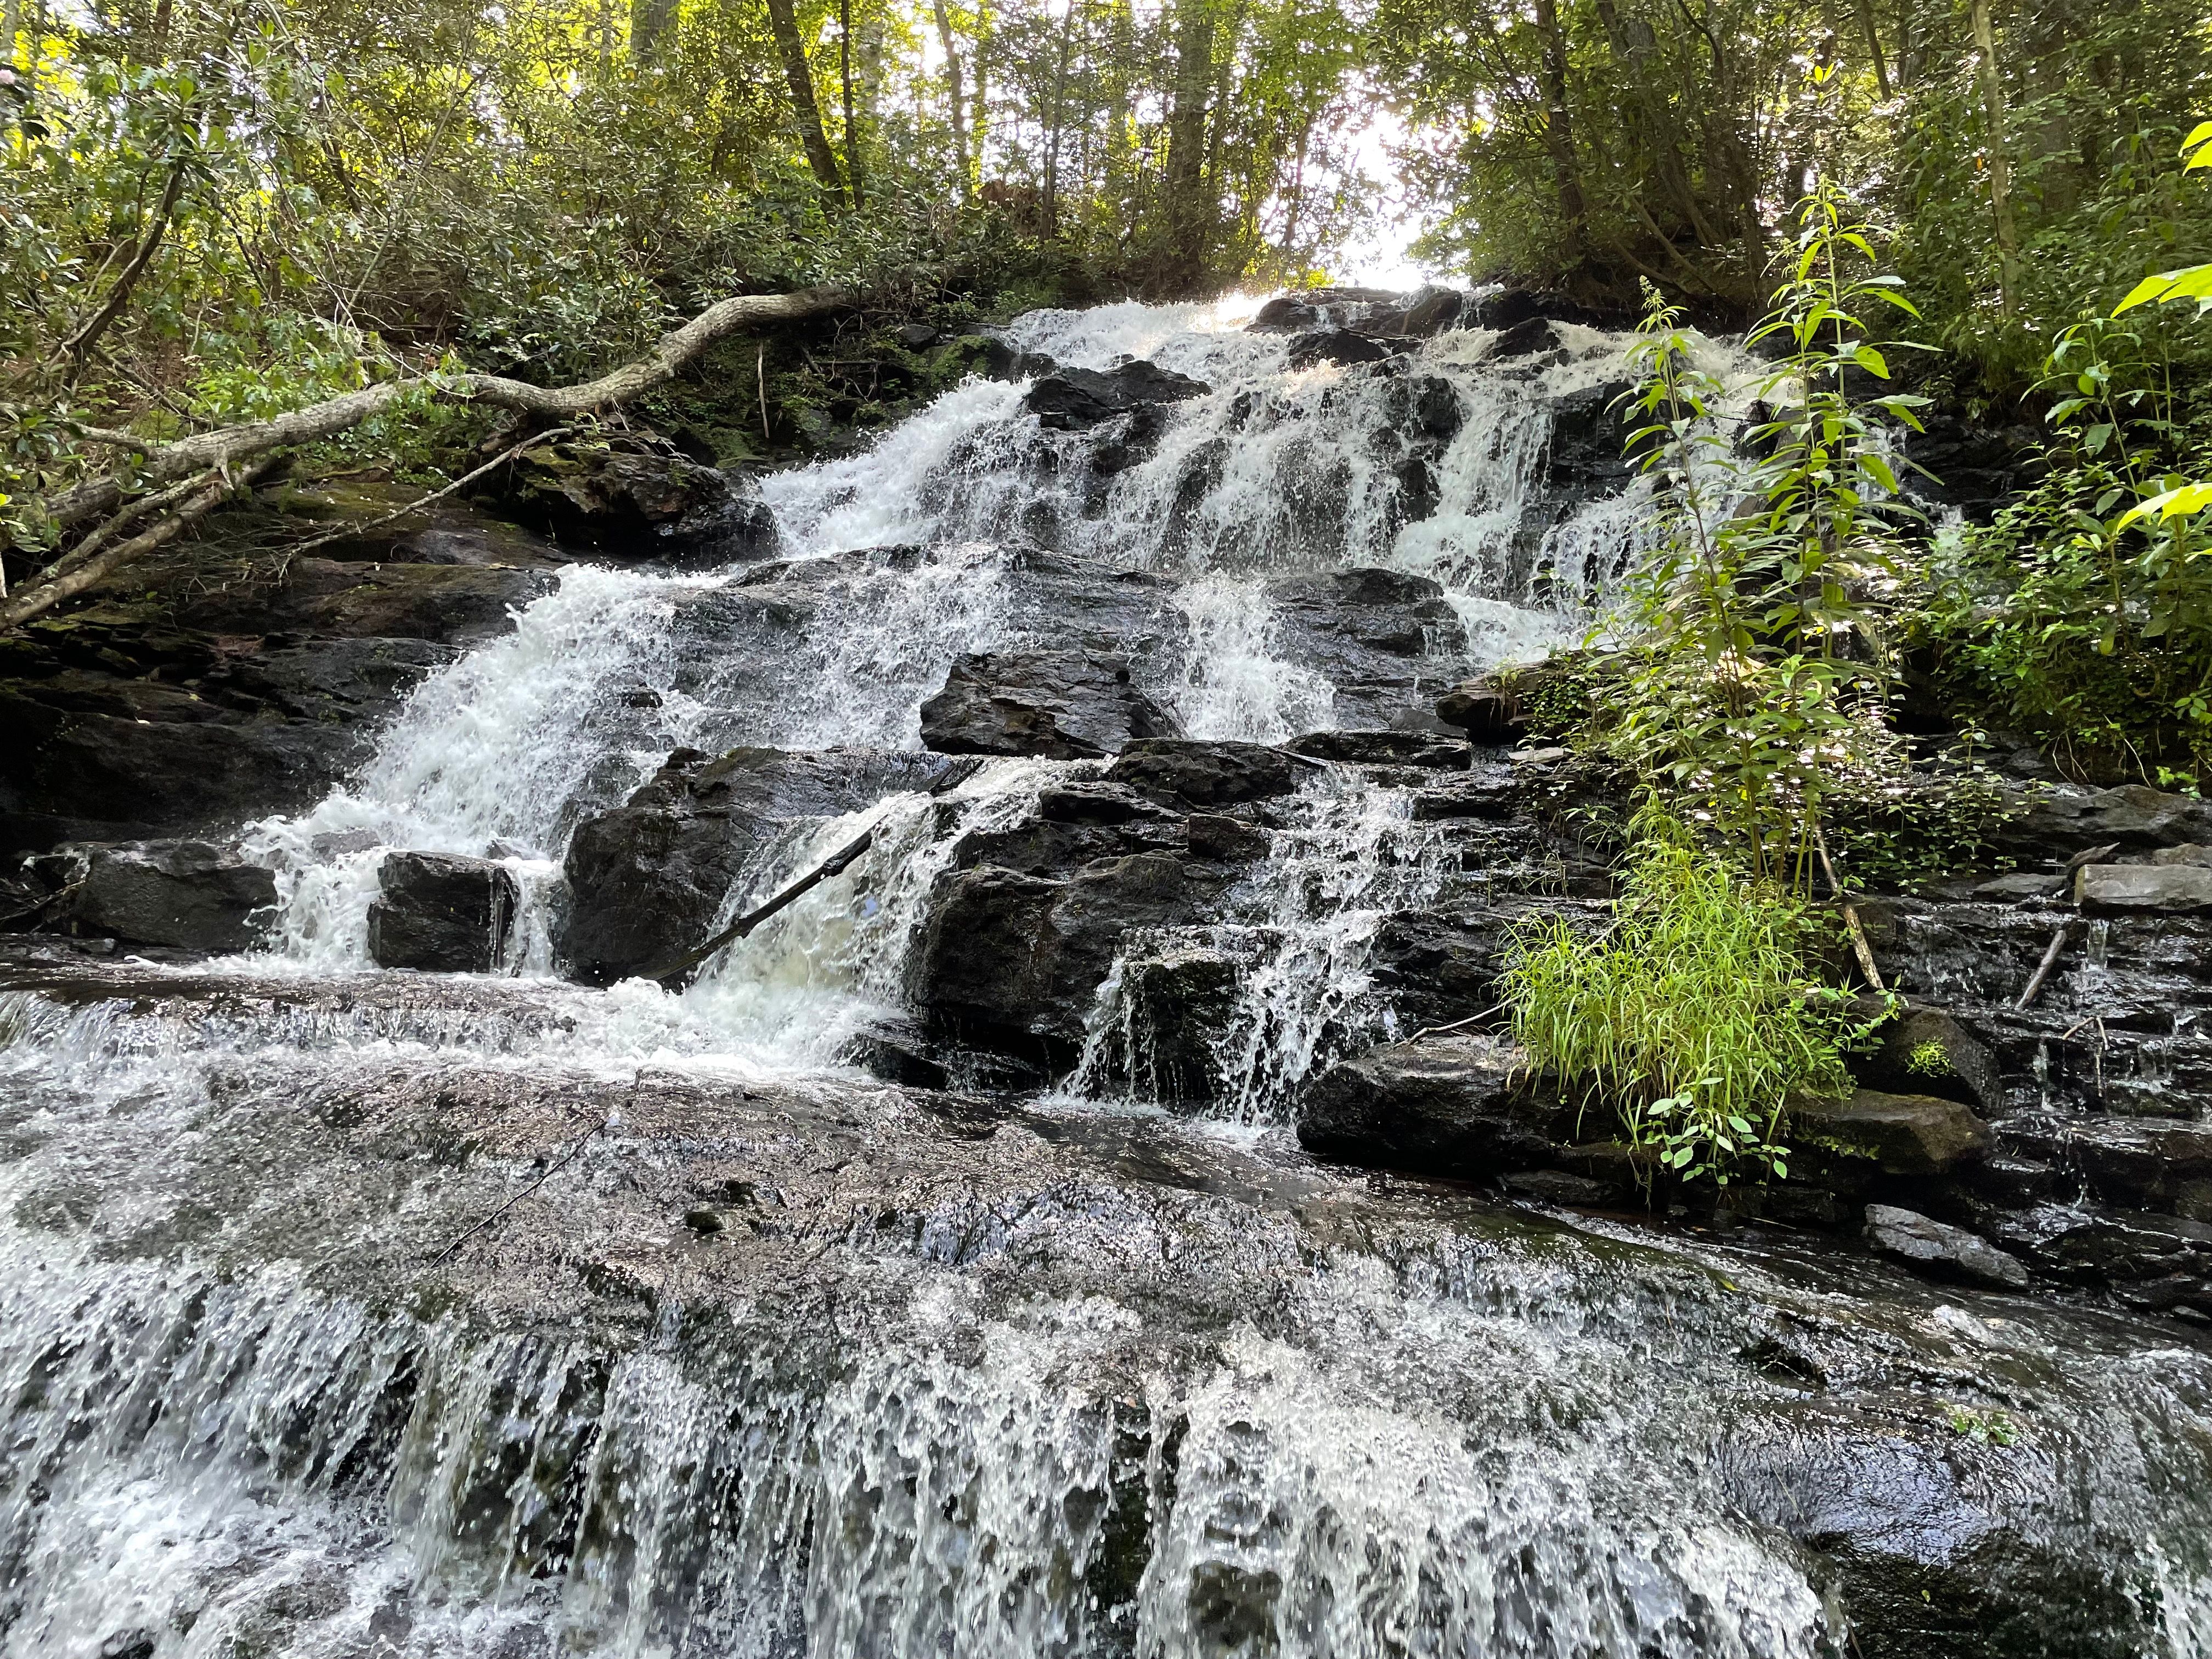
[12,284,853,629]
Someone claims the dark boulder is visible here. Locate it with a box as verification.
[1544,380,1636,494]
[563,746,962,984]
[1298,1033,1591,1180]
[1246,295,1321,335]
[484,437,732,550]
[1399,285,1465,335]
[1109,945,1242,1103]
[1025,362,1210,431]
[915,851,1227,1062]
[1864,1203,2032,1289]
[919,650,1180,759]
[1287,730,1472,769]
[2010,783,2212,856]
[68,840,276,952]
[1261,567,1470,728]
[1284,329,1395,369]
[1105,740,1305,808]
[1850,1005,2004,1116]
[1789,1088,1993,1175]
[1487,318,1564,362]
[366,852,517,973]
[1434,681,1528,742]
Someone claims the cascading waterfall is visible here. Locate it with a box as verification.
[12,294,2204,1659]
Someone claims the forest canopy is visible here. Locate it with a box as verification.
[7,0,2212,571]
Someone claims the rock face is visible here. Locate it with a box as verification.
[1864,1204,2031,1289]
[366,852,518,973]
[0,491,568,853]
[1298,1034,1588,1178]
[1284,329,1396,369]
[563,746,962,984]
[68,840,276,952]
[2074,862,2212,912]
[1788,1088,1993,1175]
[919,650,1179,758]
[1105,739,1305,806]
[1024,361,1210,431]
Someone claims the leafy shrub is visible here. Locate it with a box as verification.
[1503,804,1881,1187]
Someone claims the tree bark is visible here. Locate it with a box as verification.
[1854,0,1891,98]
[1531,0,1587,266]
[764,0,848,201]
[932,0,971,195]
[838,0,862,204]
[1971,0,2019,311]
[42,286,852,539]
[629,0,674,61]
[1163,0,1218,292]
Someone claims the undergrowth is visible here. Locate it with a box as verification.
[1504,804,1883,1186]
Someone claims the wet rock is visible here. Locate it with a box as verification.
[2149,842,2212,866]
[1434,679,1530,741]
[1544,380,1637,494]
[892,322,940,349]
[1789,1088,1992,1175]
[916,851,1227,1062]
[1262,567,1470,727]
[1186,814,1271,862]
[484,436,732,550]
[919,650,1180,759]
[1864,1203,2031,1289]
[97,1632,156,1659]
[2007,1115,2212,1218]
[367,852,517,973]
[563,747,961,984]
[1245,295,1321,334]
[1298,1032,1579,1176]
[1399,285,1465,335]
[837,1020,951,1090]
[1850,1005,2004,1116]
[1284,328,1395,369]
[1025,362,1211,431]
[2011,783,2212,855]
[1989,1204,2212,1312]
[69,839,276,952]
[1106,740,1305,808]
[1486,318,1562,361]
[1286,730,1472,769]
[2075,862,2212,912]
[1111,946,1240,1103]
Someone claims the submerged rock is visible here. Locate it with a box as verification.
[367,851,517,973]
[919,650,1180,759]
[68,839,276,952]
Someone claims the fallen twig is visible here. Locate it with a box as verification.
[2017,923,2073,1010]
[649,828,877,988]
[283,426,573,557]
[428,1109,613,1267]
[0,878,84,928]
[1407,1002,1509,1043]
[1813,823,1886,993]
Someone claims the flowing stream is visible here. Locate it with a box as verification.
[3,298,2211,1657]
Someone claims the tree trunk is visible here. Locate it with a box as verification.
[1854,0,1892,97]
[1971,0,2019,310]
[969,0,990,179]
[1042,3,1076,232]
[765,0,848,202]
[629,0,673,62]
[839,0,861,203]
[932,0,971,196]
[1531,0,1587,266]
[1163,0,1218,292]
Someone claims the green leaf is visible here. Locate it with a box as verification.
[1853,344,1889,379]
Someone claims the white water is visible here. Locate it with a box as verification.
[219,292,1681,1090]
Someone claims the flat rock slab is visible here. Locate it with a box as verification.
[1865,1203,2032,1289]
[1789,1088,1992,1175]
[919,649,1178,759]
[2076,863,2212,912]
[1298,1031,1584,1177]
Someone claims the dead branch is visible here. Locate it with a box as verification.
[59,159,191,383]
[2016,924,2073,1011]
[649,828,878,988]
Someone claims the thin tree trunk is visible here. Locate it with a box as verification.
[969,0,990,180]
[932,0,971,196]
[629,0,673,61]
[58,159,189,385]
[1854,0,1891,97]
[764,0,847,201]
[1042,2,1076,231]
[839,0,861,204]
[1971,0,2018,311]
[1532,0,1587,265]
[1163,0,1218,291]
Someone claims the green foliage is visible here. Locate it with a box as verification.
[1819,765,2031,892]
[1504,803,1878,1188]
[1605,190,1919,887]
[1946,1403,2022,1447]
[1906,1039,1955,1078]
[1928,311,2212,782]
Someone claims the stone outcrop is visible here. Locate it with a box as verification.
[367,851,518,973]
[1864,1203,2030,1289]
[67,840,276,952]
[919,650,1179,759]
[562,746,962,984]
[1024,361,1210,431]
[1297,1033,1588,1179]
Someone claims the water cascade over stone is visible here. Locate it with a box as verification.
[3,293,2210,1658]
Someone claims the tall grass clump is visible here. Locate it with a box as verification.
[1504,804,1878,1186]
